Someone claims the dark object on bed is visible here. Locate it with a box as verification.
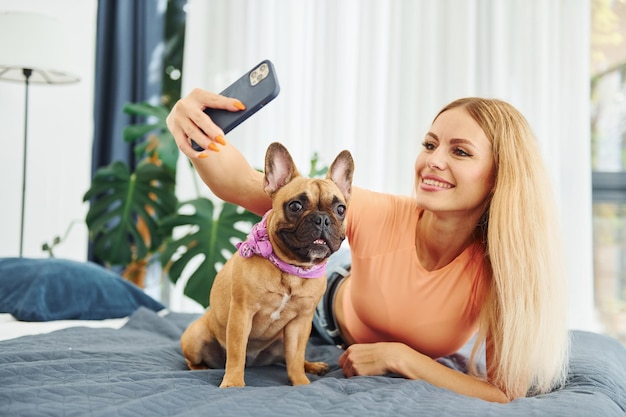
[0,307,625,417]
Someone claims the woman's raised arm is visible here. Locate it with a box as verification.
[166,88,271,216]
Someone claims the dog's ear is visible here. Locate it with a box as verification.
[264,142,300,195]
[327,150,354,202]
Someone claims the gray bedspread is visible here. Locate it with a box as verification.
[1,307,625,416]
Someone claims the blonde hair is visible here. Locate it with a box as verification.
[434,98,570,399]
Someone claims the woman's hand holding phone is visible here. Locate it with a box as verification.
[167,60,280,158]
[166,90,243,157]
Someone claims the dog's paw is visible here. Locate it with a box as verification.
[219,378,245,388]
[289,374,311,386]
[186,361,209,371]
[305,360,329,376]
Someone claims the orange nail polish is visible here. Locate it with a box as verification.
[198,153,208,159]
[234,100,246,110]
[208,143,220,152]
[215,135,226,146]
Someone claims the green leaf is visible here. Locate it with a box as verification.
[159,198,261,307]
[124,124,157,143]
[123,102,170,119]
[83,161,177,266]
[122,102,179,173]
[309,151,329,178]
[152,130,180,171]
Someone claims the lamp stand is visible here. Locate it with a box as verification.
[0,12,81,257]
[19,68,32,257]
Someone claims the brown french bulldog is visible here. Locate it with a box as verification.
[180,142,354,388]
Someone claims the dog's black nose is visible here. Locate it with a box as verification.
[312,212,331,228]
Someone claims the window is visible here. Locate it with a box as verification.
[591,0,626,344]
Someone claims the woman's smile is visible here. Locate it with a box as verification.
[420,175,454,190]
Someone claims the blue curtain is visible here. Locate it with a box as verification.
[89,0,165,263]
[91,0,164,175]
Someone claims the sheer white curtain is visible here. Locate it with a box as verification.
[177,0,594,330]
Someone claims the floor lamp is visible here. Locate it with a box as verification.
[0,11,80,257]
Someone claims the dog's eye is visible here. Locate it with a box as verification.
[288,201,303,212]
[336,205,346,217]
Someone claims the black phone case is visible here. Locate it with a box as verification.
[191,60,280,151]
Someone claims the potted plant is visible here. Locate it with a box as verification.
[83,102,260,307]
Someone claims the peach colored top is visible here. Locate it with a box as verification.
[342,187,488,358]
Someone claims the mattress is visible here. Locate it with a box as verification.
[1,307,625,417]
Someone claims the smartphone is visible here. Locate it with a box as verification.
[191,60,280,151]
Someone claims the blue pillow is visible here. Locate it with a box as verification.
[0,257,165,321]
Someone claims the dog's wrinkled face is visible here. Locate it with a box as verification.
[263,143,354,266]
[269,177,347,263]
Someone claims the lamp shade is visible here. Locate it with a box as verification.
[0,11,80,84]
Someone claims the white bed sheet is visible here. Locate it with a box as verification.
[0,313,129,341]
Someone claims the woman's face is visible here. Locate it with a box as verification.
[414,107,495,219]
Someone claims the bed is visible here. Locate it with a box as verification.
[1,257,625,417]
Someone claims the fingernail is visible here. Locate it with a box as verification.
[208,143,220,152]
[198,153,209,159]
[215,135,226,146]
[234,100,246,110]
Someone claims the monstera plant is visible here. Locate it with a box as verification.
[83,102,260,307]
[83,159,177,267]
[159,198,259,306]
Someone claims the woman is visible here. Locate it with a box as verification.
[166,91,569,403]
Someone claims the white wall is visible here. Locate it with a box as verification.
[0,0,96,261]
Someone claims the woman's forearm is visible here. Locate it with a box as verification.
[390,343,510,403]
[191,143,270,216]
[166,88,272,215]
